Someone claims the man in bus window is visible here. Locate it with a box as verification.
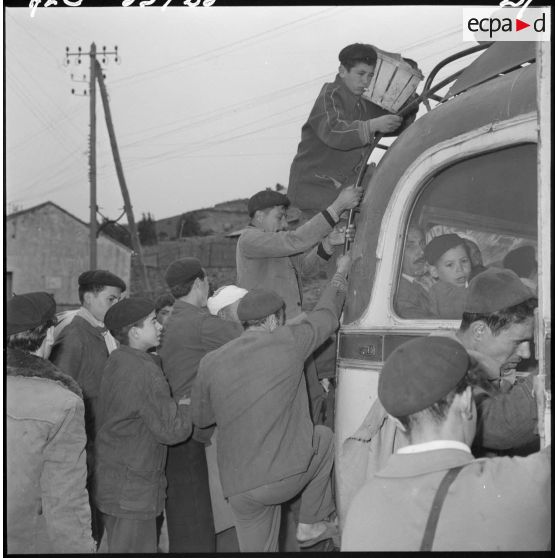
[394,224,435,319]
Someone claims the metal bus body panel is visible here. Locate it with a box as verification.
[334,61,539,528]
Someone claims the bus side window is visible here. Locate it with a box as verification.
[393,143,537,320]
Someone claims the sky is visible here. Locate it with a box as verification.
[5,3,480,224]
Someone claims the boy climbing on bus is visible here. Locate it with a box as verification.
[424,233,472,319]
[287,43,418,219]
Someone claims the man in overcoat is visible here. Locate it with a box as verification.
[159,257,243,552]
[7,292,95,554]
[342,336,550,551]
[192,254,352,552]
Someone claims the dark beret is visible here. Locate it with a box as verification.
[248,190,290,217]
[338,43,378,66]
[424,234,466,265]
[164,258,202,289]
[503,245,537,278]
[7,291,57,336]
[78,269,126,292]
[104,297,155,331]
[465,267,535,314]
[154,293,175,312]
[237,289,284,321]
[379,336,470,417]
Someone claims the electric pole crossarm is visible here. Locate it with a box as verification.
[65,42,119,270]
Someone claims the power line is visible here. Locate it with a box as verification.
[109,28,462,152]
[120,73,328,148]
[112,7,346,87]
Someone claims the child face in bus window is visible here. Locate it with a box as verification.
[431,245,471,287]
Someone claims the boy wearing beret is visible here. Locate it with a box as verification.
[342,337,550,551]
[424,233,472,319]
[159,257,243,553]
[192,255,352,552]
[6,292,95,554]
[94,298,192,554]
[50,269,126,440]
[287,43,417,216]
[50,269,126,544]
[154,292,175,329]
[237,185,362,426]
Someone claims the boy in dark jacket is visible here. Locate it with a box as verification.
[94,298,192,553]
[287,43,417,216]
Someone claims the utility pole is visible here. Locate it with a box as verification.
[89,43,97,269]
[65,43,118,270]
[95,61,151,293]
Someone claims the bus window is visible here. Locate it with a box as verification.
[394,143,537,320]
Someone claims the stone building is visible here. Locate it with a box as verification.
[6,201,133,309]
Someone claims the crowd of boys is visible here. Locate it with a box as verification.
[6,42,550,554]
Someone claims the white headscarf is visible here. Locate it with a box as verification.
[207,285,248,316]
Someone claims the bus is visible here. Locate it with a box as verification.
[334,40,551,528]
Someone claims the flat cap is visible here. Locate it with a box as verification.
[237,289,284,321]
[379,336,470,417]
[424,234,466,265]
[465,267,535,314]
[7,291,57,336]
[104,297,154,331]
[78,269,126,292]
[248,190,290,217]
[164,257,202,289]
[207,285,248,316]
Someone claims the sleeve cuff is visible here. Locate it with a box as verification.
[318,242,333,261]
[322,208,338,228]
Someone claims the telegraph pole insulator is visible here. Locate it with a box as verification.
[64,42,120,269]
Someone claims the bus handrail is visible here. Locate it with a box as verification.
[420,42,493,111]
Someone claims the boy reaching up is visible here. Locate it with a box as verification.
[94,298,192,554]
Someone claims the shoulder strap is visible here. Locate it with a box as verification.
[420,465,465,551]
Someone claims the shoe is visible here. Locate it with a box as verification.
[297,521,340,549]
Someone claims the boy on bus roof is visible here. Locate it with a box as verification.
[287,43,418,219]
